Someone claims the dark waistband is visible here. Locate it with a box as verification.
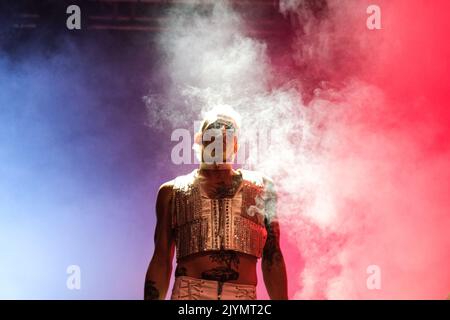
[174,275,256,289]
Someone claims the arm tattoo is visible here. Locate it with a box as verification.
[262,220,282,270]
[262,178,282,270]
[144,280,160,300]
[212,173,243,199]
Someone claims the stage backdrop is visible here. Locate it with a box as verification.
[0,0,449,299]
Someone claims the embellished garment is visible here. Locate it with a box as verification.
[171,169,271,261]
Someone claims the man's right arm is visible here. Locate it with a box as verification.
[144,182,175,300]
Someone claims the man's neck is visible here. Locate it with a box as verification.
[199,162,232,170]
[198,162,236,177]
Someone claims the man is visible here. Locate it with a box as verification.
[144,108,288,300]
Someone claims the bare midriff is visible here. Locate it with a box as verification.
[175,251,258,286]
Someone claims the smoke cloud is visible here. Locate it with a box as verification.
[150,0,450,299]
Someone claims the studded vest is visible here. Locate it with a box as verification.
[171,169,268,261]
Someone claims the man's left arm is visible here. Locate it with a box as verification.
[261,177,288,300]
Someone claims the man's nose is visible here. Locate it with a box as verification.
[222,128,231,144]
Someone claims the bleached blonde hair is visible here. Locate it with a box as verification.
[192,105,242,161]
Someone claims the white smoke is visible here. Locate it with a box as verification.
[148,0,378,299]
[148,0,450,299]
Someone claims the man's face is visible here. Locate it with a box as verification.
[201,119,237,164]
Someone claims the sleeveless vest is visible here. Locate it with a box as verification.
[171,169,268,260]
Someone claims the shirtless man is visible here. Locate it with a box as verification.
[144,109,288,300]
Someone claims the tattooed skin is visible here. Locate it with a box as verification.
[175,265,187,277]
[201,171,243,199]
[144,280,160,300]
[262,219,283,271]
[201,250,240,282]
[213,173,242,198]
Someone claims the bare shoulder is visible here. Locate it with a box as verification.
[158,180,174,192]
[242,169,275,189]
[262,174,275,187]
[156,180,174,204]
[239,169,271,183]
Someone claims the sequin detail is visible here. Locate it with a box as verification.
[171,169,268,260]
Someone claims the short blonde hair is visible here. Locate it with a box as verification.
[199,105,241,134]
[193,105,241,161]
